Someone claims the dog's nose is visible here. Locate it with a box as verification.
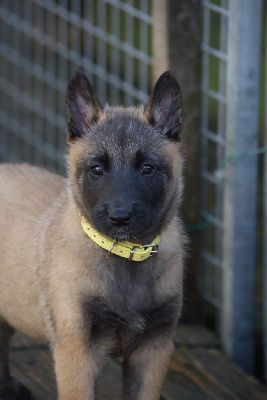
[109,208,132,227]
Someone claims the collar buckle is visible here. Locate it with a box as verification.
[129,243,159,261]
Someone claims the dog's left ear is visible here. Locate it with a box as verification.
[144,71,183,142]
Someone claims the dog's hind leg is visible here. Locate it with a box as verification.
[0,318,36,400]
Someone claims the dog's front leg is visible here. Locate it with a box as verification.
[122,336,174,400]
[53,338,103,400]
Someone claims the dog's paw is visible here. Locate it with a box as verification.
[0,378,36,400]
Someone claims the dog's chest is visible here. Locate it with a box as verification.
[83,292,178,357]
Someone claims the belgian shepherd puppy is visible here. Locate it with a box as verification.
[0,71,184,400]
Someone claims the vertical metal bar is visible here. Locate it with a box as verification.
[82,0,94,79]
[201,4,210,200]
[45,2,57,170]
[200,4,211,315]
[54,1,66,173]
[222,0,262,374]
[124,0,134,106]
[139,0,149,101]
[110,2,121,105]
[96,0,107,103]
[33,1,44,167]
[221,0,239,359]
[71,0,81,72]
[152,0,168,84]
[215,0,228,333]
[57,0,68,117]
[10,0,22,161]
[21,0,33,163]
[0,1,11,158]
[264,2,267,383]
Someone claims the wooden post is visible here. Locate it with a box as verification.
[167,0,202,321]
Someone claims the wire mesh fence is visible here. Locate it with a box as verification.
[0,0,153,173]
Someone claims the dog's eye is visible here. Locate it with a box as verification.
[141,164,155,175]
[91,165,104,176]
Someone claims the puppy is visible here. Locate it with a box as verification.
[0,71,184,400]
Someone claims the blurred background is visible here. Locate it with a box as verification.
[0,0,266,385]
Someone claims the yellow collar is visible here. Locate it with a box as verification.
[80,215,161,262]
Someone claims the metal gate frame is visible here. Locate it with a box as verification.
[201,0,263,375]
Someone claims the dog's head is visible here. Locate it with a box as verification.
[66,71,183,242]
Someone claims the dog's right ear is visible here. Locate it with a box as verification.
[66,72,103,143]
[144,71,182,142]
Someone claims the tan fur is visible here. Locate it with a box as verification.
[54,339,99,400]
[0,164,63,340]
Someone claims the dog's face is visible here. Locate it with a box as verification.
[66,72,183,241]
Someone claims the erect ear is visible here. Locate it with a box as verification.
[144,71,183,142]
[66,72,103,142]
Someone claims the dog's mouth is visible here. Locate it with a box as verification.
[101,221,158,244]
[106,226,136,242]
[112,234,132,242]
